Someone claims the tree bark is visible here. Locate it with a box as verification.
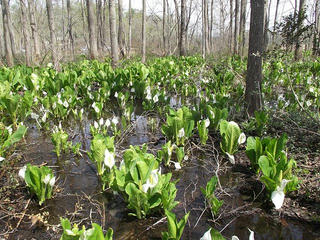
[234,0,239,54]
[313,0,320,55]
[202,0,207,58]
[61,0,66,51]
[162,0,166,54]
[128,0,132,56]
[66,0,74,59]
[109,0,119,67]
[229,0,233,52]
[245,0,264,116]
[46,0,59,68]
[86,0,98,59]
[27,0,40,61]
[142,0,146,63]
[118,0,125,58]
[273,0,280,43]
[239,0,247,55]
[5,0,16,58]
[294,0,305,60]
[263,0,271,52]
[20,0,32,66]
[96,0,102,50]
[179,0,186,56]
[1,0,13,66]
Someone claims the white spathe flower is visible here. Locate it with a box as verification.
[226,152,235,164]
[7,126,12,135]
[105,119,111,127]
[65,229,76,236]
[0,157,5,162]
[238,133,246,145]
[31,112,39,120]
[92,102,100,113]
[99,118,104,126]
[112,117,119,125]
[19,166,27,179]
[104,149,115,169]
[94,121,99,129]
[204,118,210,128]
[229,121,239,128]
[142,169,159,193]
[173,162,181,170]
[63,100,69,108]
[271,179,290,210]
[178,128,185,138]
[49,176,56,187]
[114,92,118,98]
[43,174,51,184]
[200,228,212,240]
[153,94,159,103]
[232,228,255,240]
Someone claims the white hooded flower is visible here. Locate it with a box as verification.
[99,118,104,126]
[43,174,51,184]
[92,102,100,113]
[173,162,181,170]
[19,166,27,180]
[178,128,185,138]
[49,176,56,187]
[229,121,239,128]
[114,92,118,98]
[104,149,115,169]
[105,119,111,127]
[238,133,246,145]
[112,117,119,125]
[0,157,5,162]
[94,121,99,129]
[271,179,290,210]
[226,152,235,164]
[142,169,159,193]
[204,118,210,128]
[200,228,212,240]
[153,94,159,103]
[232,228,254,240]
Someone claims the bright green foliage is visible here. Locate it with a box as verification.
[200,228,226,240]
[219,120,245,163]
[200,176,223,216]
[60,218,113,240]
[22,164,55,205]
[0,124,27,156]
[161,210,190,240]
[206,106,228,131]
[197,119,210,145]
[157,141,175,166]
[161,107,195,146]
[254,110,269,136]
[112,145,178,219]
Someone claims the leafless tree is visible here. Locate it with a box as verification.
[109,0,119,67]
[20,0,31,66]
[46,0,59,68]
[86,0,98,59]
[118,0,125,58]
[142,0,146,63]
[179,0,186,56]
[1,0,13,66]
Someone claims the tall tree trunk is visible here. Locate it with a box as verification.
[86,0,98,59]
[210,0,214,51]
[118,0,125,58]
[142,0,146,63]
[5,0,16,58]
[294,0,305,60]
[263,0,270,52]
[66,0,74,59]
[128,0,132,56]
[162,0,166,54]
[109,0,118,67]
[28,0,40,61]
[202,0,207,58]
[101,0,106,48]
[96,0,102,50]
[20,0,31,66]
[234,0,239,54]
[245,0,264,116]
[313,0,320,55]
[1,0,13,66]
[61,0,66,51]
[179,0,186,56]
[229,0,233,52]
[173,0,180,50]
[46,0,59,68]
[273,0,280,43]
[239,0,247,55]
[80,0,88,49]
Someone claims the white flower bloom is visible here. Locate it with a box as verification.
[104,149,115,169]
[146,92,152,100]
[92,102,100,113]
[209,110,215,119]
[229,121,239,128]
[153,94,159,103]
[112,117,119,125]
[52,102,56,110]
[19,166,27,179]
[0,157,5,162]
[7,126,12,135]
[173,162,181,170]
[309,87,314,93]
[306,100,312,107]
[238,133,246,145]
[65,229,76,236]
[142,169,159,193]
[63,100,69,108]
[31,113,39,120]
[200,228,212,240]
[43,174,51,184]
[41,112,47,122]
[99,118,104,126]
[178,128,185,138]
[271,179,290,210]
[105,119,111,127]
[49,176,56,187]
[184,155,189,161]
[226,152,235,164]
[94,121,99,129]
[232,236,240,240]
[204,118,210,128]
[114,92,118,98]
[47,62,53,68]
[131,88,135,93]
[248,228,255,240]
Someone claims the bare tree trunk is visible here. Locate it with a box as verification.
[210,0,213,50]
[101,0,106,48]
[1,0,13,66]
[109,0,118,67]
[202,0,207,58]
[80,0,88,49]
[234,0,239,54]
[142,0,146,63]
[86,0,98,59]
[229,0,233,52]
[66,0,74,59]
[128,0,132,56]
[179,0,186,56]
[118,0,125,58]
[96,0,102,50]
[5,0,16,58]
[245,0,264,116]
[263,0,270,52]
[28,0,40,61]
[20,0,31,66]
[239,0,247,55]
[294,0,305,60]
[313,0,320,55]
[61,0,66,51]
[173,0,180,50]
[46,0,59,68]
[273,0,280,43]
[162,0,166,54]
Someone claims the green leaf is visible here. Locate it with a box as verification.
[2,125,27,149]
